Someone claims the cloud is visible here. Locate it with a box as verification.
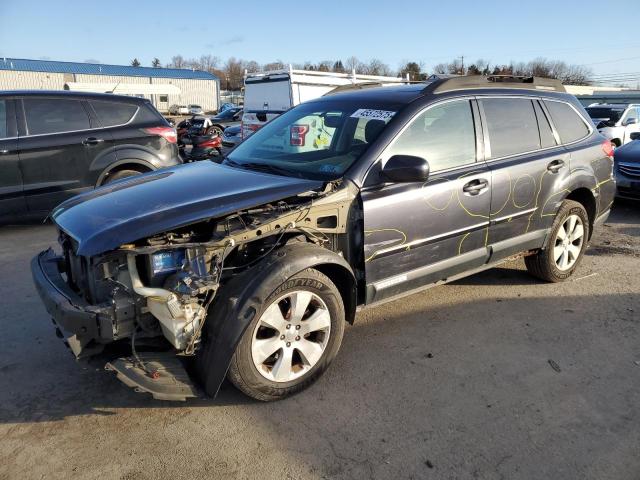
[205,36,244,49]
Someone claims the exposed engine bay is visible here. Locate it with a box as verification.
[57,181,358,361]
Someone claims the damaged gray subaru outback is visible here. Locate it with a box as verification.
[32,76,615,401]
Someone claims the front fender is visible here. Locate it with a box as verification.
[196,243,355,397]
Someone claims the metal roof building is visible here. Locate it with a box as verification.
[0,58,220,113]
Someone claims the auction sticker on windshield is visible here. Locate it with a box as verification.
[350,109,396,121]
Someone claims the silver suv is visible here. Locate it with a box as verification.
[585,103,640,147]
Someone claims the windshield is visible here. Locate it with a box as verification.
[214,108,239,120]
[586,107,624,124]
[226,100,400,180]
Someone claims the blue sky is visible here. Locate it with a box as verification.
[2,0,640,82]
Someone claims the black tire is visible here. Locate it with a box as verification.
[207,125,224,137]
[103,169,142,185]
[525,200,590,282]
[227,268,345,401]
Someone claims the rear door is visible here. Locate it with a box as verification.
[0,98,26,219]
[18,96,98,214]
[479,97,570,261]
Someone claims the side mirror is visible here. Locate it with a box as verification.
[630,132,640,141]
[623,117,638,126]
[382,155,430,183]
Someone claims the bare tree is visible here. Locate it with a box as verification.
[345,56,362,73]
[168,55,186,69]
[151,58,161,68]
[365,59,392,76]
[198,54,220,73]
[432,63,448,75]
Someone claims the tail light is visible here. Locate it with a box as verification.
[198,136,222,148]
[602,140,614,158]
[144,126,177,144]
[290,124,310,146]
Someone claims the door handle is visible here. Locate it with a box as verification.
[462,179,489,196]
[82,137,104,146]
[547,159,565,173]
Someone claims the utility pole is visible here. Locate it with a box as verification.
[460,55,465,75]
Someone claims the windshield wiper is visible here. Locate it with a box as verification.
[224,159,296,177]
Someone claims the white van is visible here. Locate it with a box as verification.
[241,66,408,139]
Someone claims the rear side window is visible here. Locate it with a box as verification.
[533,101,556,148]
[481,98,540,158]
[0,100,7,139]
[90,101,137,127]
[23,98,90,135]
[387,99,476,172]
[544,100,590,144]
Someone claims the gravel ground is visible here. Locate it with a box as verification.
[0,201,638,480]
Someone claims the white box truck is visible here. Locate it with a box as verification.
[241,66,409,139]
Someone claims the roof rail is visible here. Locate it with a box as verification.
[429,75,566,94]
[323,81,399,96]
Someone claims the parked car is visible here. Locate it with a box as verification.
[241,67,408,139]
[206,107,242,136]
[0,91,180,223]
[188,104,204,115]
[32,76,614,402]
[221,124,242,149]
[613,131,640,199]
[169,104,189,115]
[218,102,236,113]
[585,103,640,147]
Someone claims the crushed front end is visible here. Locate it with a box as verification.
[31,181,358,400]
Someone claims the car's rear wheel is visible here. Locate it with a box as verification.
[103,169,143,185]
[525,200,589,282]
[227,268,345,401]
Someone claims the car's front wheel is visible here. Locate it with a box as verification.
[525,199,589,282]
[227,268,345,401]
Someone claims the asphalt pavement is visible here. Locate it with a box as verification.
[1,201,639,480]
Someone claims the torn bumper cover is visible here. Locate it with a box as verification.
[31,248,108,359]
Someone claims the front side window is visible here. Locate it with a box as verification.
[0,100,7,139]
[23,98,90,135]
[545,100,591,144]
[90,101,137,127]
[227,101,400,180]
[482,98,540,158]
[386,100,476,172]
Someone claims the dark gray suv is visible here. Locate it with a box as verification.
[32,76,615,401]
[0,91,180,223]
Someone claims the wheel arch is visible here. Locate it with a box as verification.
[565,187,597,240]
[96,159,155,186]
[196,242,356,397]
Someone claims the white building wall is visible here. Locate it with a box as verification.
[0,70,65,90]
[0,70,219,113]
[151,77,218,112]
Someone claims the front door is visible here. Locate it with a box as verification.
[0,98,26,219]
[18,96,96,214]
[362,99,491,303]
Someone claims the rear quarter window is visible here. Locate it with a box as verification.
[544,100,591,144]
[90,101,137,127]
[133,103,164,124]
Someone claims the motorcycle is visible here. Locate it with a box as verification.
[179,133,223,162]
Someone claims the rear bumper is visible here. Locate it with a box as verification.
[31,248,106,359]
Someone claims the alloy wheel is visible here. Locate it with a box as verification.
[251,290,331,383]
[553,214,584,271]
